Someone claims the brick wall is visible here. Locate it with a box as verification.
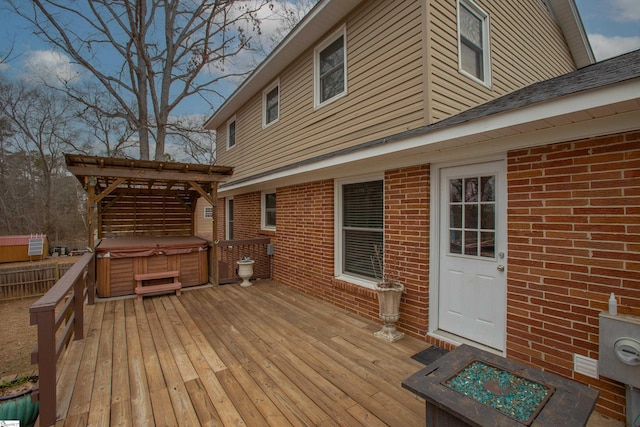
[507,130,640,421]
[271,180,335,298]
[214,131,639,421]
[268,166,430,337]
[216,197,225,239]
[384,165,430,337]
[215,193,263,240]
[234,192,262,239]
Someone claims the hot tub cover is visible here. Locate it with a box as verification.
[96,236,208,259]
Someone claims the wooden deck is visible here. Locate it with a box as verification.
[52,280,429,426]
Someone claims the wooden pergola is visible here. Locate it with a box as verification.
[65,154,233,284]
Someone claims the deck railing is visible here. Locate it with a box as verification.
[29,252,95,426]
[218,238,271,284]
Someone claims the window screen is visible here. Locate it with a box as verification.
[319,35,345,103]
[342,180,383,278]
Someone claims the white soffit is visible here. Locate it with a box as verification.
[218,78,640,195]
[547,0,595,67]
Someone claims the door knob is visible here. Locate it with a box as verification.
[497,265,505,272]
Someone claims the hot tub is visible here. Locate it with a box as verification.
[96,236,209,297]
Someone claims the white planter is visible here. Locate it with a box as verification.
[374,281,405,342]
[237,260,255,287]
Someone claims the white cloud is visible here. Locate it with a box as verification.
[588,33,640,61]
[205,1,316,82]
[22,50,80,86]
[611,0,640,22]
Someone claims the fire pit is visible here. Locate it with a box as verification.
[402,345,598,426]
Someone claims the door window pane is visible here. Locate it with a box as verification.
[450,179,462,202]
[481,175,495,201]
[449,174,496,258]
[450,230,463,254]
[481,231,495,257]
[464,204,478,229]
[481,204,494,230]
[465,231,478,256]
[464,177,478,202]
[450,204,462,228]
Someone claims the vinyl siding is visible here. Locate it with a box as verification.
[216,0,577,182]
[216,0,425,182]
[427,0,575,123]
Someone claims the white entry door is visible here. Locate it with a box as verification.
[438,161,507,351]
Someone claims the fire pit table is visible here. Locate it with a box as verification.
[402,344,598,426]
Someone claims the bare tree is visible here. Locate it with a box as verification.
[166,114,216,163]
[8,0,270,161]
[0,80,81,240]
[250,0,320,62]
[72,84,139,158]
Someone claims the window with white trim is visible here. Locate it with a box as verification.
[336,177,384,285]
[263,80,280,127]
[226,198,234,240]
[457,0,491,86]
[227,116,236,149]
[314,26,347,108]
[262,191,276,229]
[204,206,213,219]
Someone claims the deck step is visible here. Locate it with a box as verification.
[135,270,181,300]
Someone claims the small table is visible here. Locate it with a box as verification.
[402,344,598,427]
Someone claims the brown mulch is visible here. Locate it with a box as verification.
[0,375,38,397]
[0,296,39,380]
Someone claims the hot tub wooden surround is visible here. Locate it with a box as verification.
[96,236,208,298]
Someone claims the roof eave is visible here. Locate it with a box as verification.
[548,0,596,67]
[204,0,364,131]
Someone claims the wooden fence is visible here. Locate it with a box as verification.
[218,238,271,284]
[30,252,95,427]
[0,261,76,300]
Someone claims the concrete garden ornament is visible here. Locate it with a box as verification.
[237,257,255,287]
[371,245,405,342]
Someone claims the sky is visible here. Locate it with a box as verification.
[575,0,640,60]
[0,0,638,119]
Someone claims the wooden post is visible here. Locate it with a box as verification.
[87,177,96,250]
[32,309,56,426]
[87,254,95,305]
[74,271,86,340]
[212,183,218,286]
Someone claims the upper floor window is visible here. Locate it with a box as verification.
[314,26,347,108]
[335,177,383,288]
[262,191,276,230]
[263,80,280,127]
[203,206,213,219]
[227,116,236,149]
[457,0,491,86]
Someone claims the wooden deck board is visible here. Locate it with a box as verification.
[143,299,201,426]
[124,298,154,427]
[53,280,429,426]
[87,300,114,426]
[65,302,104,417]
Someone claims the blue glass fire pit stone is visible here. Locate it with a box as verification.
[443,360,553,425]
[402,345,598,427]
